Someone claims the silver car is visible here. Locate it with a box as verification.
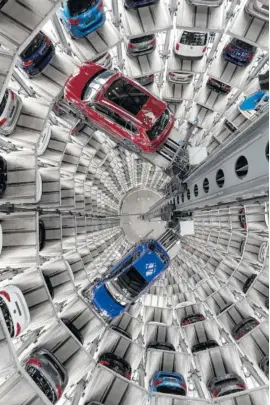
[208,373,247,398]
[25,348,68,404]
[245,0,269,22]
[167,71,194,84]
[187,0,224,6]
[0,89,23,135]
[126,34,156,57]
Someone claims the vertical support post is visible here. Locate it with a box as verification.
[170,0,178,14]
[111,0,121,27]
[70,379,86,405]
[241,357,267,386]
[12,70,36,97]
[191,371,206,398]
[162,29,171,58]
[207,33,222,62]
[51,14,72,55]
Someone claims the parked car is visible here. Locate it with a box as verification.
[224,119,238,133]
[245,0,269,22]
[25,348,68,404]
[239,89,269,119]
[223,38,256,67]
[167,71,193,84]
[239,239,245,255]
[258,241,268,263]
[239,207,247,230]
[136,74,155,87]
[174,31,209,59]
[243,274,257,293]
[259,355,269,377]
[62,318,84,344]
[58,0,106,39]
[65,63,175,153]
[149,371,187,396]
[187,0,224,6]
[111,325,132,340]
[206,77,232,95]
[147,342,175,351]
[98,352,132,379]
[124,0,160,8]
[0,89,22,136]
[181,313,205,326]
[0,285,30,338]
[208,373,247,398]
[82,240,169,319]
[192,340,219,353]
[0,156,7,199]
[39,220,46,251]
[232,317,260,340]
[0,0,8,9]
[126,34,156,57]
[92,52,113,70]
[43,274,54,299]
[18,32,55,77]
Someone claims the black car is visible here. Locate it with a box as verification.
[147,342,175,351]
[111,325,132,340]
[232,317,260,340]
[98,352,132,379]
[43,274,54,299]
[39,220,46,251]
[0,156,7,198]
[206,77,232,95]
[224,119,238,133]
[181,313,205,326]
[62,318,84,344]
[243,274,257,294]
[192,340,219,353]
[124,0,160,9]
[259,356,269,378]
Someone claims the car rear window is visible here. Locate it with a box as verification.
[146,108,170,141]
[0,90,8,115]
[104,78,149,116]
[21,32,45,59]
[67,0,99,16]
[117,266,148,297]
[157,386,186,395]
[130,34,155,44]
[215,378,239,387]
[232,38,256,52]
[180,31,208,46]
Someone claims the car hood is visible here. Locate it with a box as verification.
[136,97,166,130]
[92,282,125,318]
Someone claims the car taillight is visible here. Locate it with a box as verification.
[188,74,193,78]
[99,360,110,366]
[255,320,260,326]
[200,315,205,321]
[45,38,51,46]
[236,383,246,389]
[176,43,180,50]
[10,90,15,101]
[246,54,254,60]
[23,60,34,67]
[0,290,10,301]
[128,43,136,49]
[224,85,232,91]
[236,331,244,340]
[68,18,80,24]
[151,38,156,45]
[26,357,42,367]
[169,72,175,76]
[16,323,21,336]
[124,371,131,379]
[179,382,187,390]
[202,46,207,53]
[212,388,221,397]
[226,45,232,52]
[153,379,163,386]
[97,1,103,9]
[183,321,188,326]
[56,385,62,398]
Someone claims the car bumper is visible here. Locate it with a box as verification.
[174,49,204,60]
[1,96,23,136]
[167,75,192,84]
[127,45,156,57]
[245,2,269,21]
[223,52,250,66]
[125,0,159,8]
[69,13,106,38]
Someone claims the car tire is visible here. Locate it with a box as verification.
[123,139,141,154]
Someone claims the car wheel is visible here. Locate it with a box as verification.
[123,139,141,154]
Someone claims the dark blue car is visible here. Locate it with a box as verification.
[124,0,160,9]
[223,38,256,67]
[149,371,187,396]
[83,240,170,319]
[18,32,55,77]
[58,0,106,39]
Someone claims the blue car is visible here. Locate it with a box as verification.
[124,0,160,8]
[58,0,106,39]
[223,38,256,67]
[18,32,55,78]
[83,240,170,319]
[150,371,187,396]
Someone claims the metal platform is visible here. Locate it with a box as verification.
[168,50,207,74]
[124,50,164,79]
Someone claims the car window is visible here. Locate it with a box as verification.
[82,70,114,101]
[21,32,44,59]
[180,31,208,46]
[215,378,239,387]
[104,78,149,116]
[130,34,155,44]
[67,0,99,16]
[0,90,8,115]
[232,38,256,52]
[93,103,138,133]
[116,266,148,297]
[146,108,170,141]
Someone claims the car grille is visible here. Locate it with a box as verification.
[26,365,56,403]
[0,297,14,337]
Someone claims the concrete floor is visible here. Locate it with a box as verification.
[120,188,167,244]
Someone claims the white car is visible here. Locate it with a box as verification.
[167,71,194,84]
[0,89,23,136]
[187,0,224,6]
[245,0,269,22]
[37,122,51,156]
[174,31,209,59]
[0,285,30,338]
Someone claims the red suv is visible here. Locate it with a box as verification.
[64,62,175,153]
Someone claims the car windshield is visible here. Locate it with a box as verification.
[130,34,155,44]
[21,32,44,59]
[157,386,186,395]
[0,90,8,115]
[146,108,170,141]
[180,31,208,46]
[111,266,148,299]
[232,38,255,52]
[82,70,115,102]
[104,78,149,116]
[67,0,99,16]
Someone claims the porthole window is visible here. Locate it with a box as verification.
[181,194,184,203]
[216,169,225,188]
[235,156,248,179]
[266,142,269,161]
[187,189,190,200]
[194,184,198,197]
[203,178,209,193]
